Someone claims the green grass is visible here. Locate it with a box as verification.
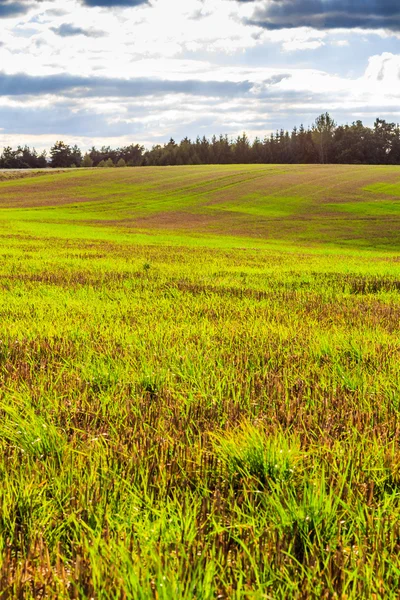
[365,182,400,196]
[1,163,400,251]
[209,193,306,217]
[326,200,400,215]
[0,165,400,597]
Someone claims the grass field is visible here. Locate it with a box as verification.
[0,164,400,598]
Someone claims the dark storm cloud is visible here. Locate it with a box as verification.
[0,0,31,17]
[0,103,146,135]
[0,0,149,18]
[0,71,253,98]
[238,0,400,32]
[81,0,148,7]
[51,23,105,37]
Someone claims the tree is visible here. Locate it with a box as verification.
[233,133,251,163]
[373,119,398,164]
[332,121,374,164]
[312,113,336,164]
[251,137,263,163]
[4,114,400,168]
[0,146,23,168]
[70,144,82,167]
[119,144,144,166]
[82,153,93,167]
[0,146,48,169]
[50,141,75,168]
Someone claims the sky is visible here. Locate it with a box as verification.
[0,0,399,150]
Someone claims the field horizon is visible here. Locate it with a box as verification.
[0,165,400,598]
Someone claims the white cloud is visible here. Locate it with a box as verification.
[332,40,349,47]
[0,0,399,148]
[364,52,400,88]
[282,38,325,52]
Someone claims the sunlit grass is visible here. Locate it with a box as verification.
[0,165,399,596]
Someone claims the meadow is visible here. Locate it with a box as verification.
[0,164,400,598]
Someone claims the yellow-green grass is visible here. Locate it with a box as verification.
[0,165,400,598]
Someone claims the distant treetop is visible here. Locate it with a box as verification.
[1,114,400,168]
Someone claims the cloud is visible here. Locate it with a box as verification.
[0,102,144,136]
[282,37,325,52]
[0,71,253,98]
[0,0,399,150]
[0,0,149,18]
[365,52,400,86]
[250,73,291,94]
[51,23,105,37]
[242,0,400,32]
[80,0,149,7]
[1,55,400,150]
[0,0,31,17]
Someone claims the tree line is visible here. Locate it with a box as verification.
[1,114,400,169]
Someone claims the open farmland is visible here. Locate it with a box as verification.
[0,164,400,598]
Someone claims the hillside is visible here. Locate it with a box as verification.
[0,165,400,598]
[0,164,400,250]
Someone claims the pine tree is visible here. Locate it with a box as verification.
[82,154,93,167]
